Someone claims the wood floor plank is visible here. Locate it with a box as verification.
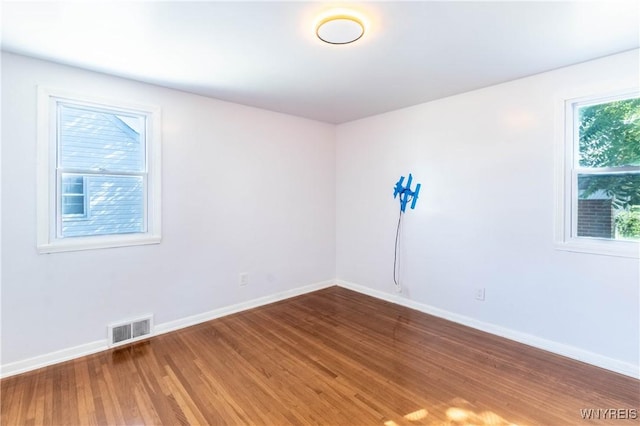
[2,286,638,425]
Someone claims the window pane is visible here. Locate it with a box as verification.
[58,104,145,172]
[62,175,84,194]
[62,198,84,215]
[61,175,145,237]
[577,173,640,239]
[578,97,640,168]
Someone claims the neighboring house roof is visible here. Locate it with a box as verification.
[106,114,141,141]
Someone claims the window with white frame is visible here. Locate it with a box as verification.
[557,90,640,257]
[61,175,87,219]
[37,88,161,253]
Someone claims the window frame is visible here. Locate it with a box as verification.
[555,89,640,258]
[37,87,162,253]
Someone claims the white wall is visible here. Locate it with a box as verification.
[336,50,639,374]
[1,53,336,367]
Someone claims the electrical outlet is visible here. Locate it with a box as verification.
[475,287,485,301]
[239,272,249,287]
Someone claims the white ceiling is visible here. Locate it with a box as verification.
[2,1,639,124]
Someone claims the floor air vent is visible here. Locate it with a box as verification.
[108,315,153,347]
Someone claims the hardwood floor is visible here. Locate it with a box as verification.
[1,286,638,425]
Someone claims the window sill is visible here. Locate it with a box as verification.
[555,239,639,258]
[37,234,161,254]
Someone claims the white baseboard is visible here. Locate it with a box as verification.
[0,340,108,379]
[0,280,335,379]
[336,279,639,379]
[154,280,335,336]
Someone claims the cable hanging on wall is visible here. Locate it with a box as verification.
[393,173,421,292]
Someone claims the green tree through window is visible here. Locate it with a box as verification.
[578,97,640,239]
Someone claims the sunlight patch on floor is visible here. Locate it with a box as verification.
[446,406,518,425]
[382,397,520,426]
[404,408,428,421]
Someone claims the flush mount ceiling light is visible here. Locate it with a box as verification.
[316,12,365,45]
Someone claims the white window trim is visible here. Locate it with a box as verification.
[554,88,640,258]
[37,87,162,253]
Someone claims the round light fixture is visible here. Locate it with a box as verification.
[316,14,365,45]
